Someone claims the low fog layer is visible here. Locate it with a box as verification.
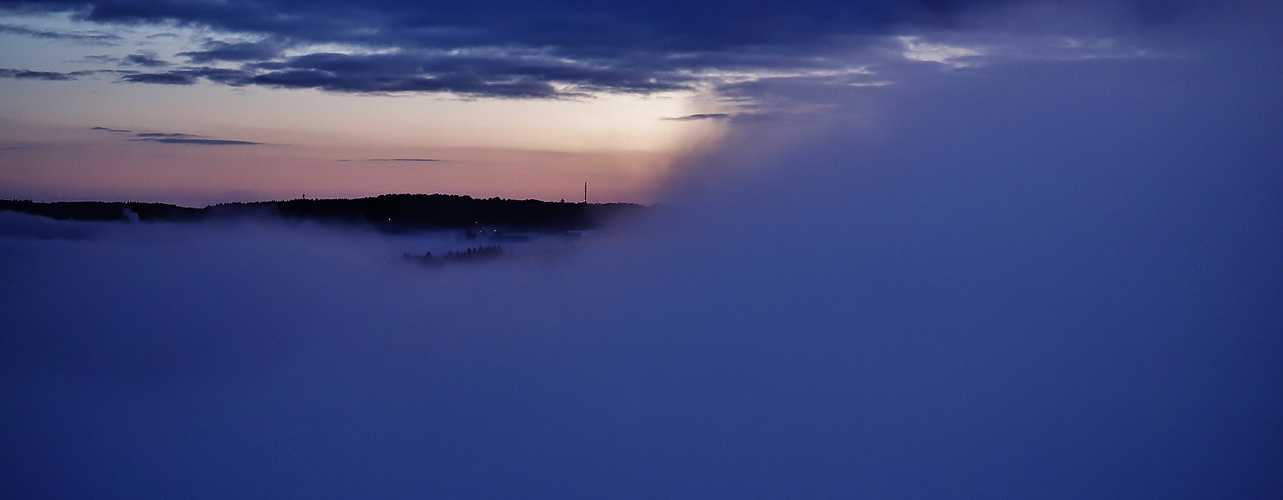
[4,8,1282,500]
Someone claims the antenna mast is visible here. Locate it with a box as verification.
[583,179,588,204]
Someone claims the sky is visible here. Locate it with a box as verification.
[1,0,1262,205]
[2,0,1282,498]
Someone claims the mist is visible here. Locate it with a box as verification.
[4,5,1282,499]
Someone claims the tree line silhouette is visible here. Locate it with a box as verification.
[403,245,505,266]
[0,194,644,233]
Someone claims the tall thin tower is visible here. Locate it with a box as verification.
[583,179,588,204]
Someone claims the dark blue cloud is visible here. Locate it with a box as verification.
[0,22,120,44]
[0,67,127,81]
[135,132,196,138]
[0,67,78,80]
[120,66,259,86]
[145,138,262,145]
[127,131,263,145]
[122,51,169,67]
[663,113,732,121]
[1,0,1211,53]
[247,66,563,97]
[3,0,1011,48]
[120,71,196,84]
[178,40,286,63]
[119,48,697,97]
[0,0,1212,98]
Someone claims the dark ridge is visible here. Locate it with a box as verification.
[0,199,202,222]
[0,194,645,232]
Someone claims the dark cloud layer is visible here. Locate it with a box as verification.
[135,132,196,138]
[0,67,77,80]
[1,67,124,81]
[143,138,262,145]
[120,49,699,97]
[178,40,286,63]
[122,51,169,67]
[2,0,1020,48]
[0,0,1214,98]
[0,22,120,44]
[96,129,265,146]
[120,71,196,84]
[664,113,732,121]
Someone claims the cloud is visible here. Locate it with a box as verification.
[119,49,696,97]
[0,67,124,81]
[0,68,79,80]
[143,138,262,145]
[3,1,1020,50]
[122,51,169,68]
[134,132,197,138]
[120,71,197,84]
[178,40,286,63]
[129,131,263,146]
[247,66,566,98]
[0,23,121,44]
[119,67,263,87]
[2,0,1217,99]
[33,126,264,146]
[663,113,732,121]
[899,36,986,67]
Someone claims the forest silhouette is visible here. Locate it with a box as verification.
[0,194,644,233]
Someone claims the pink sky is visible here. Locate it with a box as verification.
[0,21,727,205]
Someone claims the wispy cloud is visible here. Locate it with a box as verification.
[0,23,121,45]
[662,113,732,121]
[122,52,170,68]
[178,40,286,64]
[116,131,264,146]
[0,68,78,81]
[899,36,986,68]
[117,49,693,98]
[135,132,197,138]
[140,138,263,145]
[121,72,197,85]
[82,54,117,64]
[1,68,123,81]
[91,126,132,133]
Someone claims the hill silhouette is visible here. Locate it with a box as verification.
[0,194,644,232]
